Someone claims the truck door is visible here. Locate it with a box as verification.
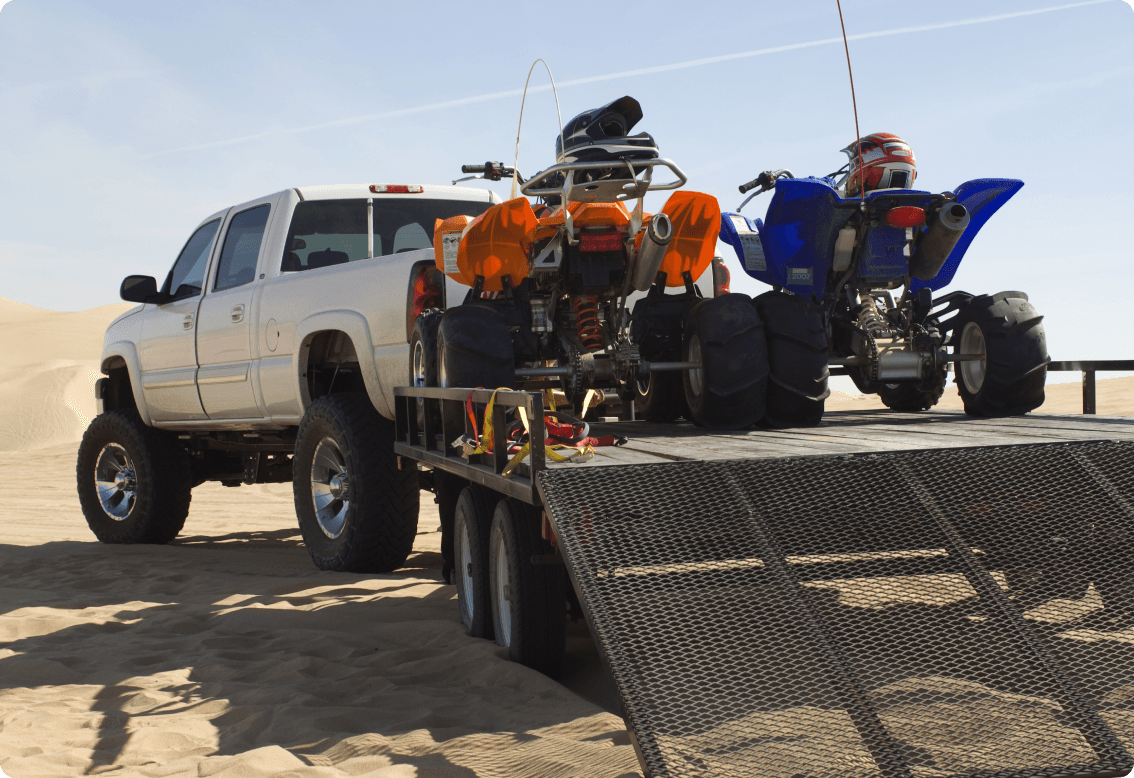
[138,217,223,422]
[196,200,274,420]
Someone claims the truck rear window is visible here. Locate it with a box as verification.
[282,197,490,271]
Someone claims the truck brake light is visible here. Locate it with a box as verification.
[405,262,445,341]
[712,256,731,297]
[372,185,423,194]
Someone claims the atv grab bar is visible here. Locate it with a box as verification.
[520,158,688,203]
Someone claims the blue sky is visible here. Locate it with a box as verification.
[1,0,1131,381]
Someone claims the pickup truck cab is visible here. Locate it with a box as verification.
[79,183,497,572]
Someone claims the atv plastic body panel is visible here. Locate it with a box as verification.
[720,177,1023,296]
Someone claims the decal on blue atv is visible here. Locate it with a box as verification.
[718,213,770,282]
[722,177,1023,296]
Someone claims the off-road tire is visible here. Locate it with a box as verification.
[878,368,948,412]
[634,370,684,422]
[683,293,768,429]
[954,292,1048,417]
[409,308,443,433]
[488,498,565,676]
[454,484,498,639]
[437,305,515,390]
[754,291,829,427]
[77,409,192,544]
[293,393,419,573]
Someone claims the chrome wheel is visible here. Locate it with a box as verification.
[493,532,512,647]
[458,519,475,626]
[959,322,988,394]
[686,334,704,398]
[310,437,350,539]
[94,443,136,521]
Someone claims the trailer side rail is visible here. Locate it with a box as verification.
[393,386,545,504]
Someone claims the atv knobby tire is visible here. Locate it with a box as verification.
[454,484,498,639]
[293,392,419,573]
[683,293,768,429]
[437,305,515,390]
[488,498,565,677]
[634,370,685,422]
[409,308,443,432]
[77,409,193,544]
[878,368,948,412]
[954,292,1048,417]
[753,291,829,427]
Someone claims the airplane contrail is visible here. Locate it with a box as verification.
[142,0,1113,159]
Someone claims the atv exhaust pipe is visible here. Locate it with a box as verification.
[629,213,673,292]
[910,202,969,281]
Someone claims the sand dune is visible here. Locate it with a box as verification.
[0,298,133,452]
[0,297,1131,777]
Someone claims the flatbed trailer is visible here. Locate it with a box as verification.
[394,386,1134,778]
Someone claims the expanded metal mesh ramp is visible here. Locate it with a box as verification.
[538,439,1134,778]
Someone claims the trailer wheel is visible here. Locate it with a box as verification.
[437,305,515,390]
[76,409,192,544]
[753,291,829,427]
[453,484,498,639]
[433,470,465,584]
[293,392,419,573]
[489,499,565,676]
[634,370,684,422]
[409,308,443,432]
[683,293,768,430]
[954,292,1048,417]
[878,368,948,412]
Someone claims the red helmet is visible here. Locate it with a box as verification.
[840,133,917,196]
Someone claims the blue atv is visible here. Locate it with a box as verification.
[720,171,1049,426]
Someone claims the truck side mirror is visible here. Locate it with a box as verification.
[120,275,160,304]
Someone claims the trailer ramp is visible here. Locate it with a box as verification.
[539,439,1134,778]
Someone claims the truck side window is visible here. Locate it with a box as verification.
[164,219,221,299]
[215,204,270,291]
[373,200,490,256]
[282,200,367,271]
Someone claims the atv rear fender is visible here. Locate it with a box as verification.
[720,177,1023,296]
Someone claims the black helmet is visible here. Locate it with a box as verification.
[555,96,659,164]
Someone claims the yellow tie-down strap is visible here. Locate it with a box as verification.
[454,388,596,477]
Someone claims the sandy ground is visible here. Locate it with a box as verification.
[0,296,1131,777]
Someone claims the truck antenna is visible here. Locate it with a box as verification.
[512,59,564,200]
[836,0,866,204]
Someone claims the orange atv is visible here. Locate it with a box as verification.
[411,97,768,430]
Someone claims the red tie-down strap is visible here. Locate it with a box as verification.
[452,389,627,476]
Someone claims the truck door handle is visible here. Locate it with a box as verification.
[231,305,245,323]
[182,314,193,330]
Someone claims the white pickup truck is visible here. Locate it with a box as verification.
[78,183,497,573]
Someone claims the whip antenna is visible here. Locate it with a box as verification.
[512,59,564,200]
[836,0,866,204]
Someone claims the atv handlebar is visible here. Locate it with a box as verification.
[454,162,523,186]
[738,169,795,195]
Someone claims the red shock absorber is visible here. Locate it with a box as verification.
[573,296,604,350]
